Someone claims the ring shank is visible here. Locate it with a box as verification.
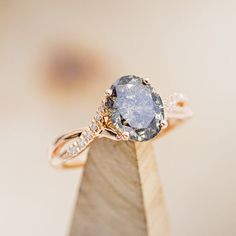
[50,129,87,169]
[50,118,186,169]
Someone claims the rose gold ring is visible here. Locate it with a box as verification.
[49,75,192,169]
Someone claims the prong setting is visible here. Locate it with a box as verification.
[105,89,112,97]
[160,120,168,129]
[142,78,150,85]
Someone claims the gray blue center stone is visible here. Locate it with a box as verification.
[106,75,165,141]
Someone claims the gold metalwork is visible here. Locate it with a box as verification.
[50,84,192,169]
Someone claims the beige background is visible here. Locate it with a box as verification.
[0,1,235,236]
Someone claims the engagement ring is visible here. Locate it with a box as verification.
[50,75,192,168]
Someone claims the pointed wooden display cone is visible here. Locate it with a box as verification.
[69,138,170,236]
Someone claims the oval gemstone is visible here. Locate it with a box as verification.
[107,75,165,141]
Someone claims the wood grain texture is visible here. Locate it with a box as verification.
[69,138,169,236]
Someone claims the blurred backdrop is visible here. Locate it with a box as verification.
[0,1,235,236]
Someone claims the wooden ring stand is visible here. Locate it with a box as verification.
[69,138,170,236]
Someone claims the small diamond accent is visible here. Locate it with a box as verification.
[78,138,85,149]
[90,121,98,132]
[164,93,192,120]
[95,112,102,122]
[99,103,105,113]
[68,144,78,156]
[83,130,93,141]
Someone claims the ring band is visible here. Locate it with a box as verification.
[50,75,192,168]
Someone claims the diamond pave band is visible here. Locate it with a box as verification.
[50,75,192,168]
